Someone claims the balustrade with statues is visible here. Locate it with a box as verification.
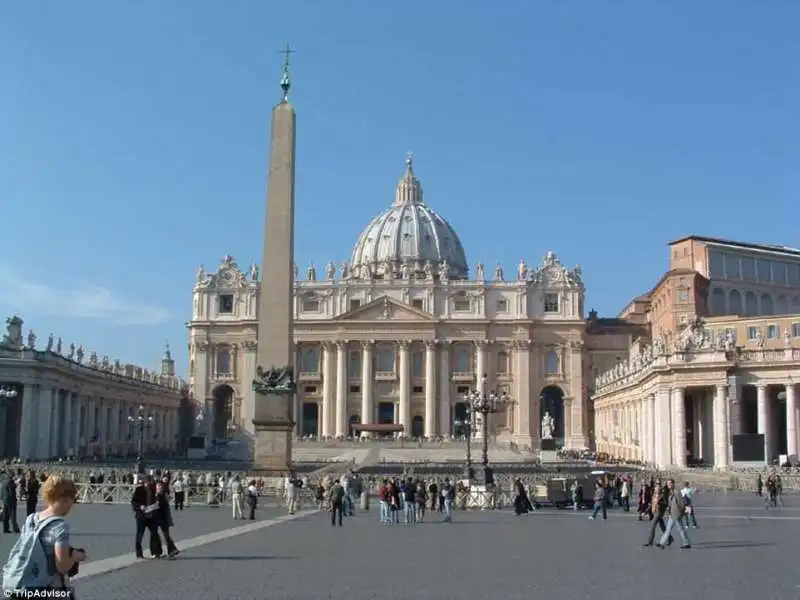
[0,316,187,460]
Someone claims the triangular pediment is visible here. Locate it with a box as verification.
[336,296,435,322]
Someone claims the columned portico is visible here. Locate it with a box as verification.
[438,342,451,437]
[335,341,348,438]
[757,383,769,463]
[787,383,797,459]
[360,341,374,438]
[424,341,437,438]
[398,340,411,436]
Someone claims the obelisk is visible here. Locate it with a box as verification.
[251,46,297,471]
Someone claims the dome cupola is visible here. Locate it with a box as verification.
[349,155,469,280]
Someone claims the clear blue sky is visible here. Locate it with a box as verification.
[1,1,796,375]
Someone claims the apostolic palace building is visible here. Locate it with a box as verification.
[186,153,800,468]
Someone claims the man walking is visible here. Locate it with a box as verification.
[328,479,345,527]
[230,476,244,520]
[656,479,691,550]
[0,470,20,534]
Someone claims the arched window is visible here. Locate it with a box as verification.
[710,288,726,316]
[544,350,559,375]
[216,347,231,374]
[744,291,758,316]
[376,346,395,372]
[729,290,743,314]
[761,294,774,316]
[496,351,509,374]
[453,346,470,373]
[776,296,789,315]
[300,347,319,373]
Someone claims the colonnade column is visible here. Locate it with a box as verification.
[335,341,348,438]
[672,387,687,468]
[713,384,729,469]
[398,340,411,437]
[19,385,38,459]
[756,384,769,464]
[360,341,374,438]
[424,341,437,438]
[438,342,451,437]
[37,387,54,459]
[639,396,648,464]
[786,383,797,459]
[321,343,335,438]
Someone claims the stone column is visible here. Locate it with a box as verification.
[672,387,687,468]
[714,384,730,469]
[786,383,797,459]
[654,389,671,468]
[756,383,769,464]
[321,343,335,438]
[63,392,72,456]
[19,385,38,459]
[335,341,348,438]
[424,341,437,438]
[398,341,411,437]
[438,342,451,437]
[639,397,648,463]
[37,388,54,459]
[360,341,373,438]
[474,341,487,438]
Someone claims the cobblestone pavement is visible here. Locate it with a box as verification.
[0,502,288,563]
[74,492,798,600]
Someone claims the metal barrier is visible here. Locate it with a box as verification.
[73,483,318,506]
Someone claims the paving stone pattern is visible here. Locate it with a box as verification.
[76,492,798,600]
[0,503,286,563]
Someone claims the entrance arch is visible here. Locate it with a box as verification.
[411,415,424,438]
[377,402,395,438]
[211,385,234,440]
[539,385,565,444]
[348,414,360,438]
[301,402,319,437]
[453,401,470,438]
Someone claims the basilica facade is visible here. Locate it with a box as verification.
[188,158,640,453]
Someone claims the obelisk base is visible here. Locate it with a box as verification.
[252,422,292,473]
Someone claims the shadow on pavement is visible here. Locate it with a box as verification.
[694,541,774,549]
[177,555,297,561]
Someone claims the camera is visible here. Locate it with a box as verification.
[67,547,85,577]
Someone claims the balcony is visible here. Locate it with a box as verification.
[451,371,474,382]
[298,371,322,383]
[375,371,397,381]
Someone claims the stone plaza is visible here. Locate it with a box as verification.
[2,491,797,600]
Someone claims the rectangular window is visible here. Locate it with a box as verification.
[708,250,724,278]
[348,350,361,375]
[453,298,471,312]
[793,323,800,337]
[544,293,559,313]
[747,326,758,340]
[412,299,424,310]
[677,290,689,303]
[412,351,424,378]
[304,386,317,394]
[789,264,800,286]
[456,386,470,395]
[767,324,778,339]
[774,262,787,285]
[302,299,320,312]
[349,385,361,394]
[412,385,424,394]
[219,294,234,314]
[349,299,361,311]
[725,254,741,279]
[741,257,756,281]
[496,299,508,313]
[757,260,772,283]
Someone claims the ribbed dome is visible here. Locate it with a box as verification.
[350,156,468,280]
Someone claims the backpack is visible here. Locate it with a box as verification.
[2,515,64,592]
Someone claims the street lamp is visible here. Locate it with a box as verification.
[463,374,510,486]
[128,405,154,475]
[454,414,474,480]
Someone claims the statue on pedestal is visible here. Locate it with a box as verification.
[541,412,555,440]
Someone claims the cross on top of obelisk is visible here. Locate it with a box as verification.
[279,44,295,102]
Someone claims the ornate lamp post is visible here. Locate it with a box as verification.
[128,405,153,475]
[463,374,510,486]
[454,413,474,480]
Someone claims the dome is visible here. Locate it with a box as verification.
[349,156,469,280]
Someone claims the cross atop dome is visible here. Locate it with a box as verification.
[395,152,422,205]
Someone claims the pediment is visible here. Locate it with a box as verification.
[335,296,435,322]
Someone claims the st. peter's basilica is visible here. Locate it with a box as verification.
[187,156,643,454]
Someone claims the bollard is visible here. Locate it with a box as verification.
[361,491,369,510]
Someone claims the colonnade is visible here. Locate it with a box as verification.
[18,384,180,460]
[596,382,799,468]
